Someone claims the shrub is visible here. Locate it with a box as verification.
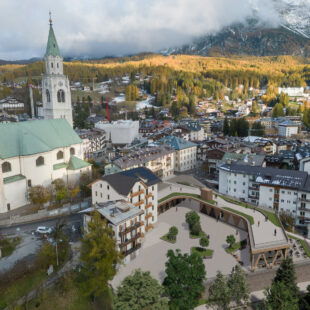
[240,239,247,249]
[186,211,200,229]
[191,222,202,236]
[226,235,236,248]
[200,236,209,248]
[169,226,178,236]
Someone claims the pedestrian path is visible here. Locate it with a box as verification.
[215,196,287,249]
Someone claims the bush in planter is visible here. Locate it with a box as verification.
[226,234,236,248]
[191,222,202,236]
[186,211,200,229]
[200,236,209,248]
[169,226,178,236]
[240,239,247,249]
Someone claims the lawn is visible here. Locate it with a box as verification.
[191,247,213,258]
[223,207,254,225]
[177,181,194,187]
[190,230,207,239]
[161,234,176,244]
[225,242,241,254]
[0,270,46,309]
[158,192,201,203]
[219,194,280,227]
[288,234,310,258]
[0,236,21,257]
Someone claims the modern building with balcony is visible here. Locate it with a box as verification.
[112,146,175,179]
[219,163,310,229]
[91,167,161,233]
[81,200,144,263]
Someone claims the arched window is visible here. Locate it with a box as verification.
[57,63,59,68]
[57,151,64,160]
[57,89,65,103]
[46,89,50,103]
[2,162,11,173]
[70,147,75,155]
[51,62,53,68]
[36,156,44,166]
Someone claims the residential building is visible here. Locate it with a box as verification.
[177,121,206,141]
[0,97,24,111]
[91,167,161,233]
[42,16,73,127]
[76,128,107,160]
[0,119,91,213]
[95,120,139,145]
[112,146,175,179]
[82,200,144,263]
[219,163,310,228]
[278,87,304,97]
[278,121,298,137]
[159,136,197,172]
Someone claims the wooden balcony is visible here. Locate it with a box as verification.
[141,221,145,226]
[145,213,152,220]
[130,189,144,198]
[134,200,144,207]
[121,243,142,257]
[145,202,152,209]
[145,224,153,232]
[119,222,141,236]
[120,232,141,247]
[145,192,152,199]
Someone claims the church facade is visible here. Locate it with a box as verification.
[42,16,73,127]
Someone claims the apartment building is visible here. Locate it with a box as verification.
[112,146,175,179]
[82,200,144,263]
[91,167,161,233]
[219,163,310,227]
[159,136,197,172]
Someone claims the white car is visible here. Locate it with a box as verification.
[35,226,52,235]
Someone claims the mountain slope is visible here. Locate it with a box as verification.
[165,0,310,57]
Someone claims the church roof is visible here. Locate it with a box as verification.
[67,155,91,170]
[0,119,81,159]
[45,25,61,57]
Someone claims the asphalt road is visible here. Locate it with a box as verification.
[0,213,83,236]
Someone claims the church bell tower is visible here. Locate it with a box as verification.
[42,13,73,127]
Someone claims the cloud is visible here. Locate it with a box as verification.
[0,0,281,60]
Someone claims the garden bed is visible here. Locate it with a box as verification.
[191,247,213,258]
[161,234,176,244]
[223,207,254,225]
[225,242,241,254]
[190,231,206,239]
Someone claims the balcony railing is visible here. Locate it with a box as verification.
[145,213,152,220]
[119,222,141,236]
[145,224,153,232]
[134,200,144,207]
[249,187,259,191]
[145,202,152,209]
[120,232,141,246]
[145,192,152,199]
[299,197,310,203]
[122,243,142,257]
[248,195,259,200]
[130,189,144,198]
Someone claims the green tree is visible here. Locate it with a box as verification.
[279,212,295,232]
[29,186,51,209]
[223,117,230,136]
[191,221,202,236]
[279,93,289,107]
[226,235,236,248]
[228,265,250,307]
[209,271,231,310]
[199,236,209,248]
[185,211,200,229]
[273,257,299,297]
[163,249,206,310]
[115,269,169,310]
[251,122,265,137]
[264,281,299,310]
[272,103,285,117]
[79,211,123,298]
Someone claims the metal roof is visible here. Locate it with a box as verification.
[45,24,61,57]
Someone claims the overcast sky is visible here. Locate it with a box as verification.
[0,0,282,60]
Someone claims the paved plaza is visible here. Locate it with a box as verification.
[111,200,250,288]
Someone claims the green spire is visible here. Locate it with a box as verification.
[45,13,61,57]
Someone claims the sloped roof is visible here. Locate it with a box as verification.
[67,156,91,170]
[45,25,61,57]
[159,136,196,150]
[0,119,81,159]
[101,167,161,196]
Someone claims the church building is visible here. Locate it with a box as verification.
[42,14,73,127]
[0,17,91,213]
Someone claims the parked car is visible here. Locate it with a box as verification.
[35,226,52,235]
